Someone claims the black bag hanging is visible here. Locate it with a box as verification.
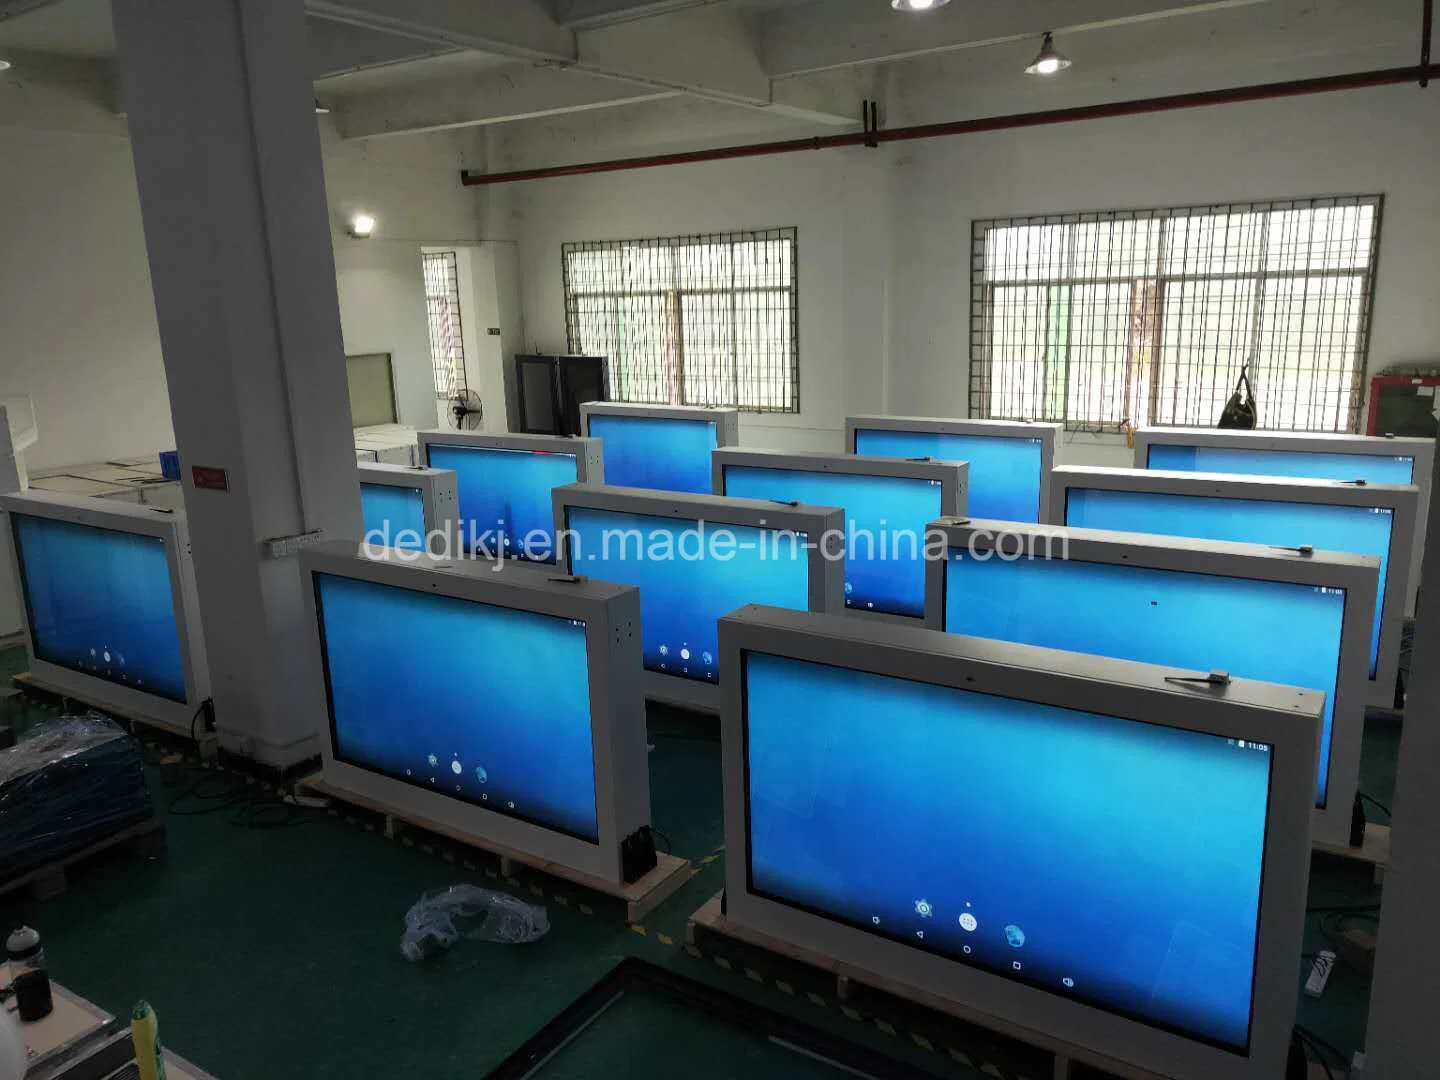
[1217,365,1257,429]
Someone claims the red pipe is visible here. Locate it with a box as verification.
[461,63,1439,186]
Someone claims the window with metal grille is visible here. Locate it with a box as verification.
[562,228,799,413]
[422,250,467,399]
[970,196,1382,434]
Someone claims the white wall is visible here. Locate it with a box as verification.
[0,120,491,472]
[883,0,1440,465]
[444,243,523,433]
[885,85,1440,465]
[324,125,489,429]
[499,0,1440,466]
[0,127,174,471]
[6,0,1436,473]
[333,241,436,427]
[500,97,890,452]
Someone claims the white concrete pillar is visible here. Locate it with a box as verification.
[1365,436,1440,1075]
[113,0,362,768]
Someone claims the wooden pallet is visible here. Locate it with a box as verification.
[299,774,694,924]
[1314,822,1390,885]
[12,672,218,755]
[688,893,1342,1080]
[0,817,166,902]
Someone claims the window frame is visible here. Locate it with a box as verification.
[562,227,800,415]
[968,196,1384,435]
[422,249,468,401]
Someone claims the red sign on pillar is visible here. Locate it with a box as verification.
[191,465,229,492]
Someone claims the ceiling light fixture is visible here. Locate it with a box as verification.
[0,59,12,73]
[347,212,376,239]
[891,0,950,11]
[314,99,331,115]
[1025,32,1072,76]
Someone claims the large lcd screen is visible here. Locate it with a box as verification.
[1148,444,1415,486]
[721,465,942,619]
[1066,488,1393,679]
[853,428,1043,523]
[587,415,718,495]
[315,573,598,841]
[746,651,1272,1053]
[945,552,1344,807]
[565,506,810,683]
[359,482,426,552]
[11,514,186,702]
[425,443,579,562]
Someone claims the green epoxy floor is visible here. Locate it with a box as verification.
[0,648,1397,1080]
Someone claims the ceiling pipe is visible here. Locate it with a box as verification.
[461,62,1439,186]
[1423,0,1434,87]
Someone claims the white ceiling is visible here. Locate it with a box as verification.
[0,0,114,57]
[1,0,1319,140]
[314,46,516,95]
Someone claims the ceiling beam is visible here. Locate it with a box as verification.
[762,0,1271,78]
[554,0,712,30]
[0,0,66,21]
[769,67,875,127]
[333,63,674,138]
[306,17,460,79]
[577,4,767,102]
[304,0,577,62]
[0,47,117,109]
[306,0,856,124]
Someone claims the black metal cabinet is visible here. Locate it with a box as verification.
[513,355,609,436]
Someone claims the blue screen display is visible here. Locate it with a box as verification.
[854,428,1043,523]
[721,465,943,619]
[316,573,598,841]
[944,552,1344,807]
[425,443,578,563]
[565,506,810,683]
[1066,488,1394,679]
[1148,444,1415,486]
[12,514,186,702]
[587,414,718,494]
[359,482,426,551]
[746,652,1271,1052]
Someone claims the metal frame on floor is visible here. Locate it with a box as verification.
[482,956,938,1080]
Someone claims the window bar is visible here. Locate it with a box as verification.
[971,196,1381,434]
[562,228,798,413]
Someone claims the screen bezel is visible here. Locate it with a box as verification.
[719,605,1317,1080]
[553,483,845,712]
[924,517,1376,848]
[417,431,602,563]
[358,478,428,551]
[741,649,1272,1056]
[580,405,736,495]
[1132,425,1433,618]
[1050,466,1416,708]
[11,512,188,703]
[1,491,208,732]
[713,448,966,624]
[845,414,1058,523]
[579,400,740,444]
[312,570,601,843]
[299,541,649,885]
[356,461,459,554]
